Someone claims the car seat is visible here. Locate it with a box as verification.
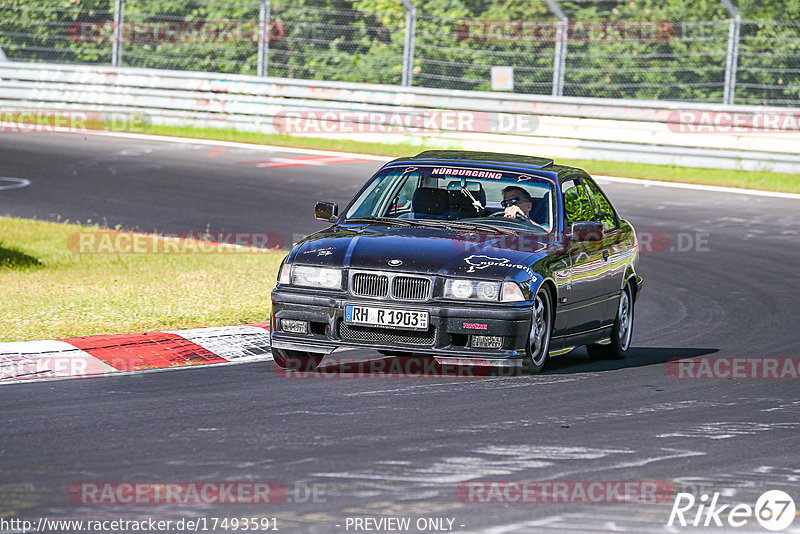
[529,191,551,226]
[447,186,487,219]
[409,187,449,219]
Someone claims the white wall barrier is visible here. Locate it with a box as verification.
[1,62,799,173]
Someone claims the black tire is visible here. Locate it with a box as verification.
[588,282,634,360]
[272,348,323,371]
[522,287,553,374]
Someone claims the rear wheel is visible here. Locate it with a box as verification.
[522,288,552,374]
[272,348,324,371]
[588,283,634,360]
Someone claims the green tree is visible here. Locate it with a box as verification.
[0,0,114,64]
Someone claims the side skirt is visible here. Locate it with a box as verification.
[550,326,612,356]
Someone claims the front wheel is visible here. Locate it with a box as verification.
[588,283,634,360]
[522,287,553,374]
[272,348,324,371]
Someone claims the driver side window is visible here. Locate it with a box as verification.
[561,179,594,228]
[583,179,619,230]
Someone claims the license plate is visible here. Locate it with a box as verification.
[345,304,429,331]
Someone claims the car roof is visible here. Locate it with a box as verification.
[383,150,588,181]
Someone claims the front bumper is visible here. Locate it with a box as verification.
[270,288,533,362]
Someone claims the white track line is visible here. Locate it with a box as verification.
[81,130,800,200]
[0,177,32,190]
[82,130,391,161]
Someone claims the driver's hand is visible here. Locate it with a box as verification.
[504,205,525,219]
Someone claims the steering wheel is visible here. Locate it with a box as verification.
[489,210,530,222]
[489,210,547,232]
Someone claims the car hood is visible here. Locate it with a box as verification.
[292,224,555,279]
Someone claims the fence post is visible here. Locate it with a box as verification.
[257,0,271,77]
[544,0,567,97]
[720,0,740,105]
[400,0,416,87]
[111,0,125,67]
[0,46,6,62]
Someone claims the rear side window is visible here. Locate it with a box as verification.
[583,179,619,229]
[561,179,594,228]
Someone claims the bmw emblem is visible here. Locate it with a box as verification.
[388,259,403,266]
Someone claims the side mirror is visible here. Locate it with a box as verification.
[571,221,603,242]
[315,201,339,223]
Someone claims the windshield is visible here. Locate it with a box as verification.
[344,165,555,232]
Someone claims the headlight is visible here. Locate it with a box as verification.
[476,281,499,300]
[444,279,500,301]
[444,279,526,302]
[289,265,342,289]
[450,279,474,299]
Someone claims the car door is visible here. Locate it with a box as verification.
[582,177,628,325]
[559,177,607,335]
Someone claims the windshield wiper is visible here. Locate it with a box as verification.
[344,216,422,227]
[426,220,517,235]
[345,217,522,236]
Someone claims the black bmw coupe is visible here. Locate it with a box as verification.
[270,150,642,373]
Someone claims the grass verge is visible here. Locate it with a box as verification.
[0,216,284,341]
[146,124,412,157]
[141,124,800,194]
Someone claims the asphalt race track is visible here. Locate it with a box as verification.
[1,132,800,533]
[0,132,381,244]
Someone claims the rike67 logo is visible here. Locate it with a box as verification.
[668,490,796,531]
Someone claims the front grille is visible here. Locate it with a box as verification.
[339,323,435,346]
[352,273,389,298]
[392,276,431,300]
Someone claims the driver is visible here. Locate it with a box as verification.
[501,186,534,221]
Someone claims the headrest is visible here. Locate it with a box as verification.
[448,187,486,208]
[530,191,551,225]
[412,187,449,215]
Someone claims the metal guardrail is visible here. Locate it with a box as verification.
[1,62,799,173]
